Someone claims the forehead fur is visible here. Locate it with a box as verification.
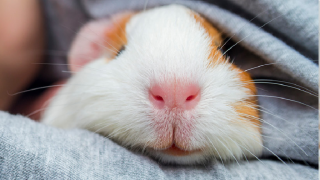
[124,5,218,76]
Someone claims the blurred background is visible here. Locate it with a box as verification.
[0,0,90,120]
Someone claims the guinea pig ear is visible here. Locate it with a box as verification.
[68,12,135,72]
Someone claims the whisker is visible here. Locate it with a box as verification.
[239,113,309,156]
[248,95,318,110]
[264,145,288,165]
[26,108,45,118]
[225,118,290,166]
[244,63,277,72]
[224,134,264,164]
[218,14,282,60]
[253,79,318,96]
[8,69,109,96]
[216,8,271,52]
[206,138,225,166]
[8,84,66,96]
[215,137,241,166]
[243,103,298,125]
[254,82,318,97]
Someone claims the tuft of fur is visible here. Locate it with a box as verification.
[42,5,262,164]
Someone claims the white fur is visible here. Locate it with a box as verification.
[42,5,262,164]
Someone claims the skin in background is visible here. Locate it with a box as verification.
[0,0,63,119]
[0,0,44,111]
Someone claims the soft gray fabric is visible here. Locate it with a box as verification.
[0,111,317,179]
[1,0,318,179]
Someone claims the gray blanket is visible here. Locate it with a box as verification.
[0,111,317,179]
[1,0,318,179]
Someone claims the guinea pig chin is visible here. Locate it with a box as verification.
[145,107,206,162]
[147,107,199,149]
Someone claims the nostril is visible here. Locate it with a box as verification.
[186,95,196,101]
[180,83,201,110]
[154,95,164,101]
[149,85,167,109]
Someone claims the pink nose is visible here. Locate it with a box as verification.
[149,82,200,110]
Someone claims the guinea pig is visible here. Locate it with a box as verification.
[41,4,262,165]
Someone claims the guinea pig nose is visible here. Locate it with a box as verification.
[149,83,200,110]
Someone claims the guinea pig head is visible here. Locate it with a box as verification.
[65,5,262,164]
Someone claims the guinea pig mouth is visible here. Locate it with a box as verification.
[159,144,201,156]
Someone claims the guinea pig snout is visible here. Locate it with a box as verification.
[149,82,200,110]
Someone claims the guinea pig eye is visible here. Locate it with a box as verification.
[116,46,125,56]
[217,46,224,53]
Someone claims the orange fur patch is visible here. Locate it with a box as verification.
[191,11,261,130]
[104,12,135,60]
[233,65,261,131]
[191,12,224,66]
